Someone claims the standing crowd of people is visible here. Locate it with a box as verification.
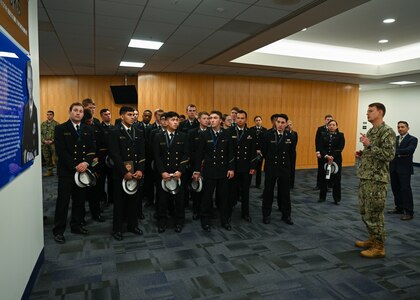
[41,100,417,259]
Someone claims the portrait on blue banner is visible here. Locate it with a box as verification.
[0,30,39,190]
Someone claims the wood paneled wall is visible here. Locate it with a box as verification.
[40,75,138,124]
[40,73,358,169]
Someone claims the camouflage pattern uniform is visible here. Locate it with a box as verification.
[357,122,396,243]
[41,119,59,171]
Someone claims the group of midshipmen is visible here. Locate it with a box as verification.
[43,99,419,260]
[47,99,299,243]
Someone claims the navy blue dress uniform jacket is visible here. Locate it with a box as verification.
[194,128,234,179]
[390,134,418,174]
[153,131,189,174]
[179,118,199,134]
[228,126,258,172]
[249,126,267,151]
[108,125,145,179]
[261,130,295,176]
[319,131,345,166]
[54,120,96,177]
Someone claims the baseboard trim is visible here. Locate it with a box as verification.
[22,248,44,300]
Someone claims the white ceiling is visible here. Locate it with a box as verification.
[38,0,420,91]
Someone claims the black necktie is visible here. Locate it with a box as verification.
[238,129,243,139]
[169,133,174,141]
[127,128,132,137]
[277,133,282,143]
[76,124,80,136]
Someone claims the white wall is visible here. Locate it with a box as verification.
[0,2,44,299]
[358,86,420,163]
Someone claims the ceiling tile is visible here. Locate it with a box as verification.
[255,0,315,11]
[132,21,179,42]
[195,0,251,18]
[141,6,190,25]
[236,5,289,24]
[182,13,230,30]
[96,0,145,19]
[148,0,202,12]
[41,0,93,13]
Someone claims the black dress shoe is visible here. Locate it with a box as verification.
[112,232,123,241]
[54,234,65,244]
[71,226,89,235]
[400,214,414,221]
[128,227,143,235]
[222,223,232,231]
[242,215,252,223]
[263,217,271,224]
[388,208,403,214]
[282,217,294,225]
[313,186,320,190]
[174,224,183,233]
[93,215,106,222]
[192,213,199,220]
[202,224,211,232]
[138,213,145,220]
[317,198,326,203]
[158,225,166,233]
[80,219,87,226]
[334,200,339,205]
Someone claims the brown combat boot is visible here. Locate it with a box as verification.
[360,241,385,258]
[43,170,53,177]
[355,235,374,248]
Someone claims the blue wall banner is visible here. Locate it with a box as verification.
[0,29,39,190]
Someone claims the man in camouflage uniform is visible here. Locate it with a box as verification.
[41,110,59,176]
[355,102,396,258]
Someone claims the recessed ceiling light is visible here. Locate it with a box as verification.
[389,81,416,85]
[128,39,163,50]
[383,18,395,24]
[378,39,388,44]
[301,28,307,31]
[120,61,145,68]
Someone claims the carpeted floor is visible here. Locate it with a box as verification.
[30,167,420,299]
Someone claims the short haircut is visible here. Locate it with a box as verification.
[165,111,179,119]
[179,114,186,119]
[134,109,139,113]
[398,121,409,127]
[47,110,54,115]
[82,98,95,107]
[154,108,164,116]
[69,102,83,112]
[83,109,93,121]
[270,113,280,122]
[369,102,386,116]
[327,119,338,126]
[143,109,152,114]
[254,115,262,121]
[186,104,196,110]
[237,109,248,118]
[198,111,209,118]
[277,113,289,122]
[160,112,167,120]
[210,110,222,118]
[324,114,333,119]
[99,108,109,115]
[231,106,240,112]
[119,106,134,115]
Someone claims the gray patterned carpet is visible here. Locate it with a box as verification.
[30,167,420,299]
